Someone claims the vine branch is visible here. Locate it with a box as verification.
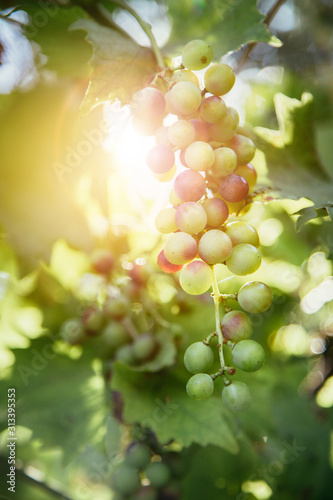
[211,266,225,371]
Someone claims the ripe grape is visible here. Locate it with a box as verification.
[227,134,256,165]
[219,174,249,203]
[225,221,259,247]
[202,198,229,227]
[168,119,195,149]
[60,318,86,345]
[221,310,253,342]
[174,170,206,202]
[232,340,265,372]
[155,208,178,234]
[172,69,199,86]
[155,125,172,147]
[101,322,130,351]
[157,249,183,274]
[226,244,262,275]
[125,442,151,470]
[222,381,252,412]
[209,107,239,142]
[170,81,202,116]
[184,341,214,374]
[200,96,227,124]
[112,464,141,495]
[190,118,210,142]
[152,165,176,182]
[238,281,273,313]
[186,373,214,400]
[169,188,182,207]
[210,146,237,178]
[198,229,233,265]
[91,248,114,275]
[175,202,207,234]
[204,63,235,95]
[185,141,214,171]
[180,260,213,295]
[146,145,175,174]
[145,462,171,488]
[104,295,130,319]
[164,232,198,265]
[234,163,257,190]
[164,90,178,115]
[182,39,213,70]
[132,334,160,362]
[131,87,165,120]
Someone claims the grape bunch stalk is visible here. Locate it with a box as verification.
[130,40,273,412]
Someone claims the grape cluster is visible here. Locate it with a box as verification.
[131,40,274,411]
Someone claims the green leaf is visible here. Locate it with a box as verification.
[70,18,157,114]
[111,362,239,453]
[255,93,333,218]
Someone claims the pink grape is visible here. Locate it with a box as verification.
[190,119,210,142]
[202,198,229,227]
[174,170,206,202]
[227,134,256,165]
[157,250,183,274]
[219,174,249,203]
[131,87,165,120]
[164,232,198,265]
[175,202,207,234]
[147,145,175,174]
[234,163,257,190]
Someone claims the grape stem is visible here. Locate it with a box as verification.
[211,265,225,371]
[203,331,217,345]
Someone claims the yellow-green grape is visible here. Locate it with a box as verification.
[60,318,86,345]
[225,221,259,247]
[238,281,273,313]
[210,147,237,177]
[169,188,182,207]
[200,96,227,124]
[234,164,257,190]
[180,260,213,295]
[112,464,141,495]
[155,208,178,234]
[198,229,233,265]
[168,119,195,149]
[186,373,214,400]
[101,322,130,351]
[182,39,213,70]
[172,69,199,86]
[184,341,214,374]
[204,63,235,95]
[222,381,252,412]
[202,198,229,227]
[232,340,265,372]
[209,107,239,142]
[227,134,256,165]
[145,462,171,488]
[170,81,202,116]
[226,244,262,275]
[164,232,198,265]
[153,164,176,183]
[164,90,178,115]
[175,202,207,234]
[185,141,215,171]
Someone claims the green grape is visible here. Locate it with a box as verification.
[180,260,213,295]
[200,96,227,124]
[82,306,104,333]
[175,202,207,234]
[60,318,86,345]
[198,229,233,265]
[227,134,256,166]
[104,295,130,319]
[170,82,202,116]
[164,232,198,265]
[174,170,206,202]
[185,141,215,171]
[145,462,171,488]
[202,198,229,227]
[238,281,273,313]
[132,486,158,500]
[204,63,235,95]
[232,340,265,372]
[155,208,178,234]
[167,119,195,149]
[222,381,252,412]
[101,322,130,351]
[164,90,178,115]
[132,334,160,362]
[115,344,136,365]
[112,464,141,495]
[125,442,151,470]
[169,189,182,207]
[184,341,214,374]
[225,221,259,247]
[221,310,253,342]
[209,107,239,142]
[210,146,237,178]
[171,69,199,86]
[182,39,213,70]
[186,373,214,400]
[226,244,261,275]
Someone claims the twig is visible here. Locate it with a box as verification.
[211,266,225,371]
[16,467,73,500]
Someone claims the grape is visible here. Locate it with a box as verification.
[164,89,178,115]
[132,334,160,362]
[210,147,237,178]
[222,381,252,412]
[179,260,213,295]
[164,232,198,265]
[226,199,246,215]
[171,69,199,86]
[226,244,262,275]
[104,295,130,319]
[204,63,235,95]
[125,442,151,470]
[198,229,233,265]
[227,134,256,165]
[131,87,165,121]
[155,126,172,147]
[190,118,210,142]
[153,165,176,182]
[174,170,206,202]
[238,281,273,313]
[82,306,104,333]
[221,310,253,342]
[184,341,214,374]
[91,248,114,275]
[169,189,182,207]
[209,107,239,142]
[157,249,183,274]
[60,318,86,345]
[132,486,158,500]
[155,208,178,234]
[101,322,130,351]
[168,120,195,149]
[182,39,213,70]
[234,163,257,190]
[175,202,207,234]
[170,81,202,116]
[145,462,170,488]
[202,198,229,227]
[186,373,214,400]
[225,221,259,247]
[232,340,265,372]
[129,263,153,286]
[185,141,214,171]
[147,145,175,174]
[112,464,141,495]
[200,96,227,124]
[219,174,249,203]
[115,344,135,364]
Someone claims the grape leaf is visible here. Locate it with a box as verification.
[70,18,157,114]
[111,362,239,453]
[131,331,177,372]
[255,92,333,219]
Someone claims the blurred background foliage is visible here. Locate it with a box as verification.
[0,1,333,499]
